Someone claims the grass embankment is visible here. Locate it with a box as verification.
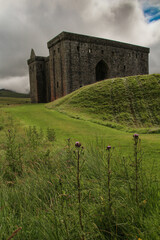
[47,74,160,132]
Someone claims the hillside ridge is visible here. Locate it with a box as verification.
[47,74,160,131]
[0,89,30,98]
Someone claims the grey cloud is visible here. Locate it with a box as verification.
[81,0,160,74]
[0,0,160,93]
[109,1,140,37]
[0,0,90,92]
[0,76,29,93]
[80,0,144,42]
[149,42,160,73]
[0,0,90,79]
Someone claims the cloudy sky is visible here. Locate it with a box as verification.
[0,0,160,93]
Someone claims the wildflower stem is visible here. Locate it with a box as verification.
[133,134,139,203]
[77,149,84,240]
[107,150,111,207]
[7,227,22,240]
[59,177,69,238]
[135,142,138,203]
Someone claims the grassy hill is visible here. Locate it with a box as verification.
[47,74,160,131]
[0,89,30,98]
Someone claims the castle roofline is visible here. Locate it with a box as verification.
[47,31,150,53]
[27,56,49,65]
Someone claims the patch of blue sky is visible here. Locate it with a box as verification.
[149,14,160,22]
[144,6,159,16]
[143,6,160,22]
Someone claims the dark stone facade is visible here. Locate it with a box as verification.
[27,31,150,103]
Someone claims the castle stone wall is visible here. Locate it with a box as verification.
[62,38,149,93]
[49,40,67,101]
[28,61,38,103]
[28,31,149,103]
[44,57,50,102]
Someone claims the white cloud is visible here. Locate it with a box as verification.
[0,76,29,93]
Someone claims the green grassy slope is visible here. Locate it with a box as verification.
[4,104,160,169]
[47,74,160,130]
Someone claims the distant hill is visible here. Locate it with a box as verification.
[47,74,160,130]
[0,89,30,98]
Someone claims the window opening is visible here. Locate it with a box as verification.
[89,48,92,53]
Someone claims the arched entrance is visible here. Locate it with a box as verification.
[96,60,108,81]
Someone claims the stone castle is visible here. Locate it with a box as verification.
[27,31,150,103]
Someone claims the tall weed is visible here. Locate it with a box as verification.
[0,128,159,239]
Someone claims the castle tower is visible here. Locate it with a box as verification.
[27,49,50,103]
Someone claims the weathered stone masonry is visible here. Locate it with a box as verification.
[27,31,150,103]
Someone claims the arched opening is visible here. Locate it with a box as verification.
[96,60,108,81]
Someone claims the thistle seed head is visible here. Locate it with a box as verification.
[75,141,81,147]
[107,145,111,150]
[133,133,139,139]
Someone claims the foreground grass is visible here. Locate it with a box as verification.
[0,99,160,239]
[0,122,160,239]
